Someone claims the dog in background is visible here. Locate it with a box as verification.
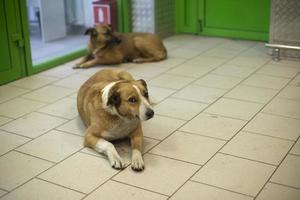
[77,69,154,171]
[74,24,167,68]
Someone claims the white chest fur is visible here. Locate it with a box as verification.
[101,118,139,141]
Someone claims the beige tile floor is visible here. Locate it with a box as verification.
[0,35,300,200]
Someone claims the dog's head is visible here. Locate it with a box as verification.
[102,80,154,121]
[84,24,121,48]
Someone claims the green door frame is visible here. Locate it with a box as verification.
[20,0,132,76]
[0,0,27,85]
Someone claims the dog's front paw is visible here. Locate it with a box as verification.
[131,149,144,171]
[132,58,144,63]
[107,151,126,170]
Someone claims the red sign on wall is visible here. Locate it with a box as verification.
[93,4,111,24]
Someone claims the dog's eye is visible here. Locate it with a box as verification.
[128,97,137,103]
[144,91,149,98]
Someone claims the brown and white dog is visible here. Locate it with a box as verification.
[73,24,167,68]
[77,69,154,171]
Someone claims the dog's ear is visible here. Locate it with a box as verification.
[84,28,97,36]
[107,91,121,107]
[138,79,147,89]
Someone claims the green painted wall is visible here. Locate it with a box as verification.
[176,0,271,41]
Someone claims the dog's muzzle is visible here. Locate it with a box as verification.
[145,108,154,120]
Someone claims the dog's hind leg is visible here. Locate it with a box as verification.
[133,37,167,63]
[84,126,125,169]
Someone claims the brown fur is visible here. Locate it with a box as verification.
[74,24,167,68]
[77,69,152,170]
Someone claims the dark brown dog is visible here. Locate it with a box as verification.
[73,24,167,69]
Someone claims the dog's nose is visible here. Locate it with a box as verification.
[146,109,154,119]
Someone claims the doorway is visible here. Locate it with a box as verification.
[176,0,271,41]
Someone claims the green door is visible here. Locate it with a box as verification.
[176,0,270,41]
[0,0,26,85]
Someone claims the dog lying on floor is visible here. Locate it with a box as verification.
[73,24,167,69]
[77,69,154,171]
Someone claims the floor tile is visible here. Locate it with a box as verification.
[244,113,300,141]
[242,74,290,90]
[202,48,240,59]
[278,85,300,101]
[170,181,252,200]
[81,137,159,165]
[150,131,225,165]
[39,64,79,78]
[263,98,300,120]
[127,65,168,78]
[256,182,300,200]
[256,64,300,78]
[169,48,201,59]
[0,130,30,156]
[205,98,263,120]
[152,57,186,68]
[9,75,57,90]
[184,55,227,67]
[180,113,247,140]
[192,153,275,196]
[291,139,300,155]
[271,155,300,188]
[269,59,300,68]
[39,152,118,193]
[0,116,11,126]
[56,116,85,136]
[1,112,67,138]
[227,56,269,69]
[84,180,167,200]
[0,178,84,200]
[225,85,278,103]
[168,64,216,78]
[212,64,255,78]
[195,74,242,90]
[221,131,293,165]
[147,86,176,104]
[149,74,195,90]
[143,115,186,140]
[52,74,89,89]
[0,189,6,198]
[218,40,255,52]
[0,85,29,103]
[172,84,226,103]
[0,151,52,191]
[0,98,46,118]
[155,98,208,120]
[38,98,78,119]
[17,130,83,162]
[113,154,199,195]
[22,85,75,103]
[290,73,300,86]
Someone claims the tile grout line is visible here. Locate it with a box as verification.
[190,180,255,198]
[35,177,87,195]
[111,179,170,197]
[253,135,300,199]
[146,152,202,166]
[218,152,277,166]
[268,181,300,191]
[242,130,297,142]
